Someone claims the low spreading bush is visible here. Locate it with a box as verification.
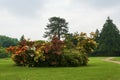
[60,53,88,67]
[7,32,97,67]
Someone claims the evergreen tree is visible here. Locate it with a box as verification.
[44,17,69,40]
[98,17,120,56]
[95,29,100,42]
[20,35,25,41]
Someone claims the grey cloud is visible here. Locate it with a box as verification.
[74,0,120,9]
[89,0,120,8]
[0,0,45,17]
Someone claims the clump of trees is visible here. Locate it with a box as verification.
[7,34,97,67]
[0,35,18,47]
[93,17,120,56]
[0,35,18,58]
[6,16,97,67]
[6,16,120,67]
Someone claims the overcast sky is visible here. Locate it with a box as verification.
[0,0,120,40]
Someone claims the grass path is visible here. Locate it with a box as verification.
[103,57,120,64]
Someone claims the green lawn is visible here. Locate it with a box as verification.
[0,57,120,80]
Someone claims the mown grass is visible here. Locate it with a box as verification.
[0,57,120,80]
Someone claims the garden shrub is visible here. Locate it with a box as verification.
[7,36,64,67]
[61,53,88,67]
[7,32,97,67]
[0,47,8,58]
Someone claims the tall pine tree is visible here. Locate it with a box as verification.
[44,17,68,40]
[98,17,120,56]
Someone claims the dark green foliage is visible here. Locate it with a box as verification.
[0,47,8,58]
[64,33,78,49]
[35,53,88,67]
[0,35,18,47]
[44,16,69,40]
[95,29,100,43]
[35,40,45,44]
[20,35,25,41]
[94,17,120,56]
[59,53,88,67]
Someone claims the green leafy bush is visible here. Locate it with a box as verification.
[60,53,88,67]
[0,47,8,58]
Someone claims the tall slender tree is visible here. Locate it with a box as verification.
[95,29,100,42]
[98,17,120,56]
[44,17,69,40]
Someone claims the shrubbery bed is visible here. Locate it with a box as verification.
[7,33,97,67]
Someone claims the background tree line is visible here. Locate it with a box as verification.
[0,35,18,58]
[0,35,18,47]
[92,17,120,56]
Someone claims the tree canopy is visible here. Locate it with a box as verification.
[0,35,18,47]
[95,17,120,56]
[44,17,69,40]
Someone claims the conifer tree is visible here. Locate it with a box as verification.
[98,17,120,56]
